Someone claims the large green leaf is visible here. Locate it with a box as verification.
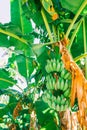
[22,0,56,28]
[37,45,58,75]
[0,34,10,47]
[60,0,87,15]
[0,69,17,89]
[40,120,58,130]
[35,100,54,126]
[8,35,34,57]
[35,100,60,130]
[10,0,33,34]
[22,0,44,26]
[32,45,46,57]
[0,24,34,59]
[71,24,84,58]
[0,95,17,118]
[0,23,22,36]
[15,54,34,78]
[0,24,10,47]
[85,17,87,46]
[0,23,29,48]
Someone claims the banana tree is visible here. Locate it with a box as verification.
[0,0,87,129]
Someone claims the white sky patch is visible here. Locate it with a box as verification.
[34,38,40,44]
[8,68,27,92]
[0,95,9,105]
[30,19,35,28]
[0,47,14,68]
[0,0,10,24]
[12,74,27,92]
[30,19,40,44]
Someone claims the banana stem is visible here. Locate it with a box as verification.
[0,28,28,44]
[32,41,56,50]
[68,18,83,50]
[83,18,87,79]
[52,24,57,42]
[57,26,60,41]
[66,0,87,38]
[41,8,53,42]
[74,53,87,62]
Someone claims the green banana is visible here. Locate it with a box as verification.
[46,92,51,99]
[46,74,58,90]
[63,80,69,91]
[64,71,71,79]
[51,59,53,66]
[52,59,56,71]
[54,82,57,90]
[56,60,61,72]
[52,75,55,84]
[56,80,60,90]
[46,81,49,90]
[64,88,71,97]
[45,60,51,73]
[48,62,53,72]
[62,104,67,111]
[68,80,71,88]
[58,78,61,90]
[50,75,54,89]
[46,76,51,89]
[52,95,56,102]
[47,100,52,107]
[60,105,65,111]
[61,69,66,78]
[52,79,55,88]
[46,75,49,80]
[46,60,52,72]
[45,65,48,73]
[46,81,53,90]
[42,95,47,102]
[60,61,64,72]
[49,79,53,89]
[52,102,56,109]
[61,99,70,110]
[60,78,65,90]
[58,78,62,90]
[57,96,61,105]
[60,95,66,105]
[65,100,70,108]
[47,59,50,64]
[56,104,60,111]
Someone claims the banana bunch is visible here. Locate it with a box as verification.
[42,91,70,111]
[43,58,72,111]
[46,74,56,90]
[61,69,71,80]
[46,75,71,95]
[45,59,71,79]
[43,77,71,111]
[45,59,64,73]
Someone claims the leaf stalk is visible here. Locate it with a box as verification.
[41,8,53,42]
[83,18,87,79]
[0,28,28,45]
[66,0,87,38]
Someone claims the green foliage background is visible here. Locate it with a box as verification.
[0,0,87,129]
